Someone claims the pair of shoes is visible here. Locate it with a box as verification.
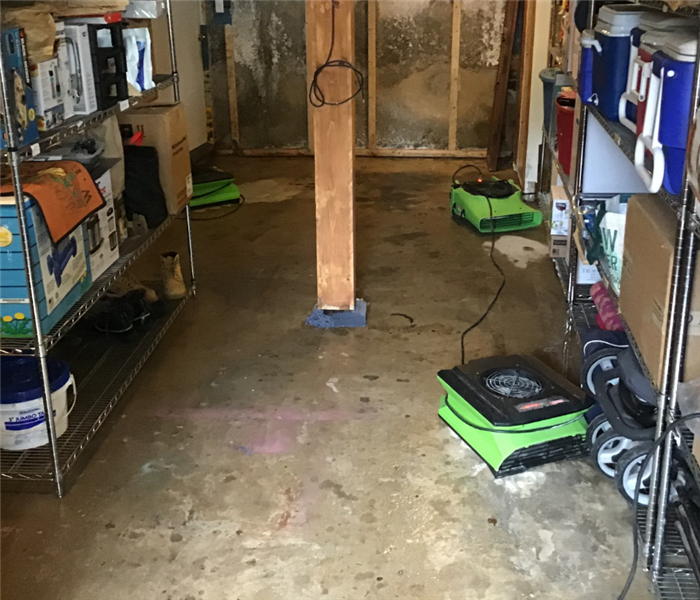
[107,273,159,304]
[161,252,187,300]
[95,290,153,334]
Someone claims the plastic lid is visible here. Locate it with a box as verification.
[661,30,698,61]
[640,11,694,31]
[597,4,651,33]
[539,68,561,83]
[0,357,71,404]
[640,30,675,50]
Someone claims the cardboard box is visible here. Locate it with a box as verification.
[55,23,75,120]
[619,194,700,387]
[86,167,120,279]
[0,196,91,338]
[550,185,570,236]
[117,103,192,214]
[550,234,569,258]
[0,28,39,149]
[29,58,65,131]
[63,24,98,115]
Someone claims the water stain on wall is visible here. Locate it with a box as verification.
[227,0,505,151]
[233,0,308,149]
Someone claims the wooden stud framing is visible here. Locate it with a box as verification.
[367,0,377,150]
[486,0,519,171]
[308,0,356,310]
[515,0,536,182]
[305,3,316,152]
[448,0,462,151]
[224,25,239,145]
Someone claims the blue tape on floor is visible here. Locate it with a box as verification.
[306,299,367,328]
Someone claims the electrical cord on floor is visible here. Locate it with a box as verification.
[618,412,700,600]
[452,164,483,185]
[308,0,364,108]
[179,195,246,221]
[450,163,507,365]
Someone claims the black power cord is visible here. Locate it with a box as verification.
[308,0,364,108]
[179,195,246,221]
[452,164,507,365]
[618,412,700,600]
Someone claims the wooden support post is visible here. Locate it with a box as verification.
[486,0,518,172]
[448,0,462,151]
[367,0,377,150]
[308,0,356,310]
[224,25,239,145]
[515,0,536,182]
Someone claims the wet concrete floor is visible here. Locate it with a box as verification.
[1,158,652,599]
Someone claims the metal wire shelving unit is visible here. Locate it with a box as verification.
[539,1,700,597]
[0,1,196,497]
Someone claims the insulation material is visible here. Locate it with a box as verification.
[376,0,452,149]
[233,0,308,149]
[457,0,506,149]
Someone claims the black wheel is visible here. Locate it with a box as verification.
[591,428,636,479]
[615,444,653,506]
[581,347,623,397]
[586,414,612,449]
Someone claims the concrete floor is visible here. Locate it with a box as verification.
[1,157,652,600]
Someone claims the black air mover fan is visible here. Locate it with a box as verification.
[438,355,593,477]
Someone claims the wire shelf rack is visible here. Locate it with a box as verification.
[543,130,574,201]
[587,105,683,212]
[1,75,175,160]
[0,213,180,353]
[656,568,700,600]
[0,293,190,484]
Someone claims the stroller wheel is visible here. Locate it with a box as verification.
[591,429,636,479]
[586,414,612,449]
[581,348,623,397]
[616,444,653,506]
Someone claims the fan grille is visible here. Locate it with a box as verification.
[483,369,543,399]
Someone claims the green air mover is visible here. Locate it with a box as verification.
[450,178,542,233]
[438,355,592,477]
[189,166,241,209]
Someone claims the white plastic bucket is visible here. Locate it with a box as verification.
[0,375,76,451]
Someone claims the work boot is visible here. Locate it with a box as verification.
[161,252,187,300]
[107,272,158,303]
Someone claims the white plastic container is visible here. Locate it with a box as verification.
[0,357,76,451]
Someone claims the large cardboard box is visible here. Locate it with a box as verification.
[619,194,700,387]
[118,103,192,215]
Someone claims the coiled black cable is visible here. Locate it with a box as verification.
[308,0,364,108]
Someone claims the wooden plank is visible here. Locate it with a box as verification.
[358,147,486,158]
[448,0,462,151]
[224,25,239,145]
[486,0,519,172]
[305,3,315,152]
[308,0,356,310]
[515,0,536,182]
[367,0,377,150]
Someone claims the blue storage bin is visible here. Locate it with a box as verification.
[657,31,698,194]
[0,196,92,339]
[593,5,651,121]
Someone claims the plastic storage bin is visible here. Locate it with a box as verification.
[659,32,697,194]
[619,12,695,132]
[556,91,577,176]
[593,4,651,120]
[0,357,75,451]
